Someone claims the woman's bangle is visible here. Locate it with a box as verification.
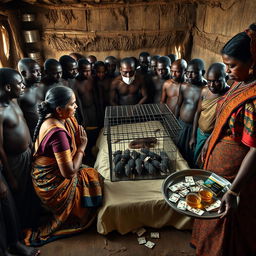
[227,189,239,197]
[77,149,85,156]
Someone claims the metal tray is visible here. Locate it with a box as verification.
[162,169,231,219]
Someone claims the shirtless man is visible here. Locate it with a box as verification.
[59,55,78,87]
[110,57,148,105]
[151,56,171,103]
[17,58,44,138]
[0,68,41,234]
[161,59,187,113]
[94,61,111,109]
[189,63,229,165]
[104,56,119,79]
[175,58,206,167]
[41,58,63,98]
[74,59,100,161]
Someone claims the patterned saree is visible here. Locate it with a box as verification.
[191,79,256,256]
[25,117,103,246]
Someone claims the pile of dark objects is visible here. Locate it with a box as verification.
[113,148,170,177]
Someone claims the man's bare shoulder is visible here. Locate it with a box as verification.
[111,75,122,87]
[201,86,209,95]
[180,82,189,89]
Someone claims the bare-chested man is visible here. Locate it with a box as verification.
[95,61,111,110]
[0,69,41,249]
[59,55,78,88]
[175,58,206,167]
[161,59,187,113]
[74,59,100,161]
[41,59,63,98]
[189,63,229,165]
[17,58,44,138]
[104,56,119,79]
[151,56,171,103]
[73,58,97,127]
[110,57,148,105]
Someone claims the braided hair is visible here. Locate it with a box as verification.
[33,85,74,142]
[221,23,256,64]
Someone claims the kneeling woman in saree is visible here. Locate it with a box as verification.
[25,86,104,246]
[191,24,256,256]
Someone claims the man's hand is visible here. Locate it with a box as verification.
[0,180,8,198]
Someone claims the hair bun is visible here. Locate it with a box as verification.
[249,23,256,32]
[38,101,50,116]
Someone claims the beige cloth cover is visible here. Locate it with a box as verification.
[94,122,193,235]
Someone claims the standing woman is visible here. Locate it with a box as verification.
[191,24,256,256]
[25,86,103,246]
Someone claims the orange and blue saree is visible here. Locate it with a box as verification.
[191,80,256,256]
[25,117,103,246]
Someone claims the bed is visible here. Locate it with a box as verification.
[94,122,193,235]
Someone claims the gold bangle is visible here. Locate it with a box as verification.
[227,189,239,197]
[77,149,85,156]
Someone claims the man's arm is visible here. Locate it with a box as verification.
[189,89,204,149]
[110,79,118,106]
[160,81,168,103]
[174,83,185,118]
[138,78,148,104]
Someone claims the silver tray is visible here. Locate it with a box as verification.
[162,169,231,219]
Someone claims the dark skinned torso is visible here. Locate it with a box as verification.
[164,79,182,113]
[19,84,44,137]
[152,76,168,103]
[180,83,204,123]
[1,100,31,155]
[111,75,143,105]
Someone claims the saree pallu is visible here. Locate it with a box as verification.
[25,117,103,246]
[192,80,256,256]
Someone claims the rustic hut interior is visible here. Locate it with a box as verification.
[0,0,255,255]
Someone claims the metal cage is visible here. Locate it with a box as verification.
[104,104,181,181]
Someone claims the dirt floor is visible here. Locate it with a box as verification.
[39,225,195,256]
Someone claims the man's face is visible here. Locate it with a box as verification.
[157,62,170,79]
[105,60,117,75]
[207,70,226,94]
[171,64,184,82]
[185,65,203,84]
[150,60,157,75]
[120,63,135,78]
[47,64,62,83]
[79,64,92,79]
[96,66,106,80]
[139,56,149,71]
[25,63,41,84]
[64,61,78,79]
[9,73,25,98]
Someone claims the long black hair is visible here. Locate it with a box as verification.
[33,85,74,142]
[221,23,256,63]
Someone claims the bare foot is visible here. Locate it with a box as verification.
[9,241,40,256]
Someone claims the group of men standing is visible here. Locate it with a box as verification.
[0,50,230,255]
